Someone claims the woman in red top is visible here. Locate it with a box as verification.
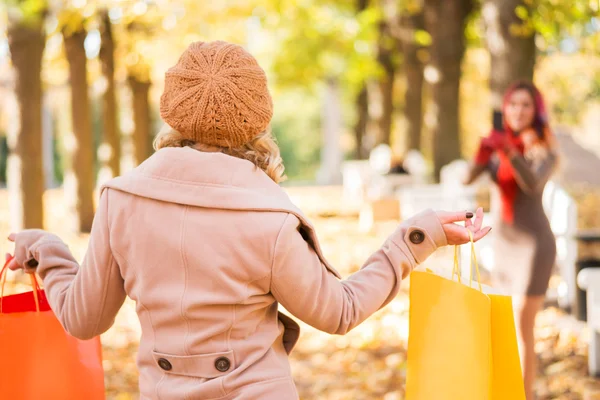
[465,81,558,399]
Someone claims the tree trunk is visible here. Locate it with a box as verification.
[0,137,8,186]
[378,70,395,146]
[128,75,152,166]
[316,78,343,185]
[64,28,95,233]
[7,21,46,230]
[400,11,425,152]
[483,0,536,127]
[99,10,121,181]
[353,86,369,158]
[42,93,56,189]
[353,85,369,159]
[377,20,396,146]
[353,0,370,159]
[424,0,472,180]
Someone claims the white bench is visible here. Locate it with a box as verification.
[543,184,600,378]
[342,147,430,207]
[577,268,600,377]
[542,181,578,309]
[341,160,372,209]
[396,184,479,219]
[343,148,429,229]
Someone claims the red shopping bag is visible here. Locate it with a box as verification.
[0,256,106,399]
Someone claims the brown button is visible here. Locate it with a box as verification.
[409,230,425,244]
[214,357,231,372]
[157,358,172,371]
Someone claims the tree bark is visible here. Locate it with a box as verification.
[483,0,536,127]
[353,85,369,159]
[7,21,46,230]
[400,11,425,152]
[0,137,8,186]
[377,20,396,146]
[424,0,473,180]
[317,78,343,185]
[99,10,121,180]
[353,0,370,159]
[42,93,55,189]
[64,27,95,233]
[128,75,152,166]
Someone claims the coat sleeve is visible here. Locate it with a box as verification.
[465,137,495,185]
[509,151,557,194]
[464,163,488,185]
[270,209,446,335]
[11,190,126,339]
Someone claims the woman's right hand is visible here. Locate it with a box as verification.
[436,207,491,245]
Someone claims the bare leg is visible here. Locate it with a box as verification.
[513,295,545,400]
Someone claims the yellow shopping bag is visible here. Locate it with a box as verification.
[405,232,525,400]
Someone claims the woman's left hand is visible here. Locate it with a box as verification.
[520,129,537,148]
[6,230,45,272]
[436,207,491,245]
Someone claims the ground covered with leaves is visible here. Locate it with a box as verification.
[1,188,598,399]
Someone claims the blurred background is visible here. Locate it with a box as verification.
[1,0,600,399]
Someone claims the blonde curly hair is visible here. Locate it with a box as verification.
[153,124,287,184]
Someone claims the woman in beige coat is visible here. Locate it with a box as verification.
[7,41,490,400]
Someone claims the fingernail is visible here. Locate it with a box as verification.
[466,212,474,218]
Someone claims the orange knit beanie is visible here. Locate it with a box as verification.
[159,41,273,148]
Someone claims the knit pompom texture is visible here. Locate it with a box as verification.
[159,41,273,148]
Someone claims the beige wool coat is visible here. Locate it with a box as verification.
[11,147,447,399]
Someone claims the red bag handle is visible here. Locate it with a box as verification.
[0,255,42,313]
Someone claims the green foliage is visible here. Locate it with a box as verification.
[258,0,381,95]
[2,0,598,183]
[529,0,599,52]
[2,0,47,25]
[515,4,529,20]
[242,0,384,178]
[414,29,432,46]
[52,130,64,184]
[271,89,323,181]
[56,7,89,36]
[460,0,597,53]
[535,52,600,125]
[464,1,484,47]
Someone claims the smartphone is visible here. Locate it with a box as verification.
[492,110,503,131]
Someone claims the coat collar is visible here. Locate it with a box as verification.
[100,147,341,278]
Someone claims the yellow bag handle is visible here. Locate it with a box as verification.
[452,230,482,292]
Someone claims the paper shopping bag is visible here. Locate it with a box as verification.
[0,257,106,400]
[489,294,526,399]
[405,235,525,400]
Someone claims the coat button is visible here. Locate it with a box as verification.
[157,358,172,371]
[409,230,425,244]
[214,357,231,372]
